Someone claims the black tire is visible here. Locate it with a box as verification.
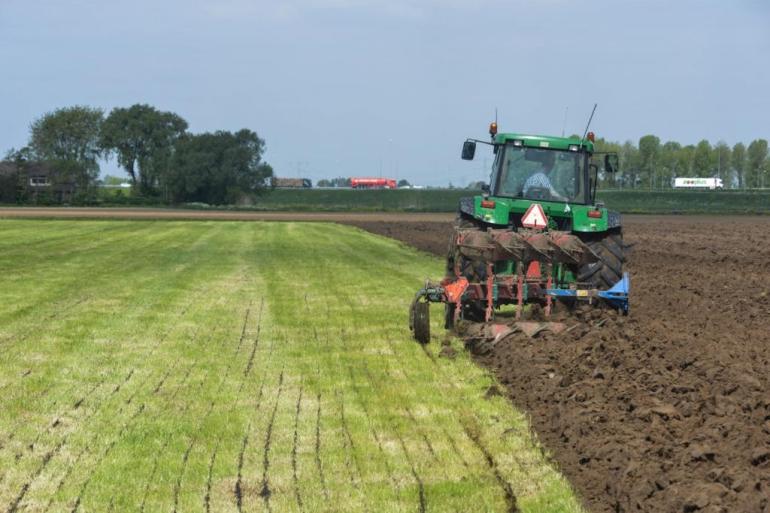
[412,302,430,344]
[446,213,488,280]
[577,230,625,289]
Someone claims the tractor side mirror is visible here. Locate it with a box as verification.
[604,154,619,173]
[461,141,476,160]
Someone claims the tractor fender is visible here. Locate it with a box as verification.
[458,196,475,218]
[607,210,622,229]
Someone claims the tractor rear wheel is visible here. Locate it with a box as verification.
[577,230,625,289]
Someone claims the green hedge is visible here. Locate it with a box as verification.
[248,188,480,212]
[245,188,770,214]
[596,190,770,214]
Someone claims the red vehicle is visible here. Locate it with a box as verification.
[350,177,397,189]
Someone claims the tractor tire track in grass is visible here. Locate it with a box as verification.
[404,340,521,513]
[6,439,64,513]
[259,370,285,511]
[291,384,304,510]
[234,372,270,511]
[234,382,263,513]
[345,365,401,500]
[173,304,247,513]
[5,370,126,512]
[204,441,219,513]
[243,298,265,377]
[397,338,524,512]
[138,363,198,513]
[359,361,427,513]
[235,301,252,353]
[234,296,269,511]
[313,392,329,501]
[51,375,150,508]
[69,403,147,513]
[462,422,520,513]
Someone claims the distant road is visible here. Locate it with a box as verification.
[0,207,454,222]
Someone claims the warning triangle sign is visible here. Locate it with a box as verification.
[521,203,548,229]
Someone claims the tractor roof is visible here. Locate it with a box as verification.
[494,133,594,153]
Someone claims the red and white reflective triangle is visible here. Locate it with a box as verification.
[521,203,548,229]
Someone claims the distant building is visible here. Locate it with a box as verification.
[0,161,77,203]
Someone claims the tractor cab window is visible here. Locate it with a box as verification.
[495,145,585,203]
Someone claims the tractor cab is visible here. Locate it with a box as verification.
[462,127,618,209]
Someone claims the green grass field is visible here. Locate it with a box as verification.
[0,220,583,512]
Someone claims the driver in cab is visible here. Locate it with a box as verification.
[522,152,567,201]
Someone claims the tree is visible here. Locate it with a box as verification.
[397,179,411,188]
[713,141,731,187]
[466,180,486,190]
[168,129,272,204]
[103,175,130,186]
[659,141,682,187]
[618,141,639,188]
[692,140,714,177]
[316,179,332,187]
[28,106,104,191]
[746,139,769,188]
[100,104,188,195]
[638,135,660,189]
[329,177,351,188]
[732,142,747,188]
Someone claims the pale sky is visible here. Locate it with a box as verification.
[1,0,768,186]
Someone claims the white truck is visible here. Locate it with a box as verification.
[673,177,724,190]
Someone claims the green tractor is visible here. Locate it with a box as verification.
[409,122,629,343]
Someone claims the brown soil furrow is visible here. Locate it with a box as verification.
[291,385,304,510]
[6,440,64,513]
[235,302,252,353]
[259,371,285,511]
[440,426,471,470]
[203,442,219,513]
[173,327,242,513]
[7,371,124,512]
[394,431,427,513]
[234,378,267,512]
[314,393,329,501]
[69,403,147,513]
[335,389,370,513]
[461,420,520,513]
[345,365,402,499]
[234,423,251,513]
[138,366,197,513]
[243,298,265,377]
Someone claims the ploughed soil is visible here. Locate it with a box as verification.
[348,216,770,513]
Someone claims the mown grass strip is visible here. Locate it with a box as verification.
[0,220,584,512]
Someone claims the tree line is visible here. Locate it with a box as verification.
[593,136,769,189]
[3,105,273,204]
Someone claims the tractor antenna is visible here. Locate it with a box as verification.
[581,103,598,142]
[561,106,569,137]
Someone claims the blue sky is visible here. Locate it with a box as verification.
[1,0,768,186]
